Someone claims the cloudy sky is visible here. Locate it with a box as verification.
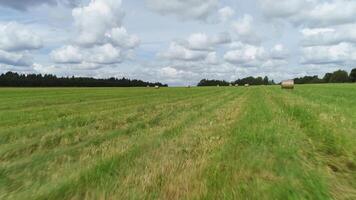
[0,0,356,85]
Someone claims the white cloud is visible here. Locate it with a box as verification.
[160,42,208,61]
[0,50,32,66]
[72,0,124,47]
[89,44,122,64]
[224,42,289,68]
[260,0,356,27]
[259,0,312,18]
[301,42,356,65]
[51,0,139,68]
[270,44,289,59]
[303,1,356,27]
[301,25,356,47]
[160,66,179,78]
[0,0,79,11]
[0,22,42,51]
[159,32,231,63]
[219,6,235,22]
[51,45,82,64]
[205,52,219,65]
[0,22,42,67]
[107,27,140,49]
[145,0,219,21]
[224,43,267,66]
[231,15,261,44]
[185,32,231,51]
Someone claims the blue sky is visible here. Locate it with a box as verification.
[0,0,356,85]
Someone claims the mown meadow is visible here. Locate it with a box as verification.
[0,85,355,199]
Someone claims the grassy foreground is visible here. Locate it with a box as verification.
[0,85,355,199]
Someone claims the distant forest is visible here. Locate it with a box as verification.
[0,72,168,87]
[198,76,275,86]
[198,68,356,86]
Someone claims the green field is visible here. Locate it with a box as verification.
[0,85,355,199]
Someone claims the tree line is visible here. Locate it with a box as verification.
[294,68,356,84]
[0,72,168,87]
[198,76,275,86]
[198,68,356,86]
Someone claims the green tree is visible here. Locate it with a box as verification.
[329,70,349,83]
[350,68,356,82]
[263,76,269,85]
[323,73,332,83]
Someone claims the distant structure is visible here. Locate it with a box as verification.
[281,80,294,89]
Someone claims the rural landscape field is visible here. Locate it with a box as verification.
[0,85,355,199]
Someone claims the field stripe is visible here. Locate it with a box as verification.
[0,88,220,147]
[203,87,331,199]
[27,89,244,200]
[268,87,356,199]
[0,89,238,199]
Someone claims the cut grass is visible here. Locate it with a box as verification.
[0,85,355,199]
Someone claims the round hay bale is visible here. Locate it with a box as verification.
[235,84,239,87]
[217,84,220,87]
[229,83,233,87]
[244,84,249,87]
[155,85,160,89]
[281,80,294,89]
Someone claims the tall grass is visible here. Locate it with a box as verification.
[0,86,355,199]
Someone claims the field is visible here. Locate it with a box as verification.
[0,85,355,200]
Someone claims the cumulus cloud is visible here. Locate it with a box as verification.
[0,0,80,11]
[270,44,289,59]
[0,22,42,51]
[259,0,313,19]
[301,25,356,47]
[260,0,356,27]
[72,0,125,47]
[159,32,230,62]
[51,0,139,67]
[224,43,267,66]
[107,27,140,49]
[51,45,82,64]
[160,42,208,61]
[224,42,289,68]
[301,42,356,65]
[0,22,42,67]
[231,15,261,44]
[0,50,32,66]
[185,32,231,51]
[219,6,235,22]
[145,0,219,21]
[302,0,356,27]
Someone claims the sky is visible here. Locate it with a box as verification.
[0,0,356,86]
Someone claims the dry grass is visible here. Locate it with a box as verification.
[0,85,355,199]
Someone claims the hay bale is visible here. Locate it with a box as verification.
[281,80,294,89]
[235,84,239,87]
[146,85,150,88]
[155,85,160,89]
[244,84,249,87]
[229,83,233,87]
[217,84,220,87]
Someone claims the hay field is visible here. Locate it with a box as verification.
[0,85,355,199]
